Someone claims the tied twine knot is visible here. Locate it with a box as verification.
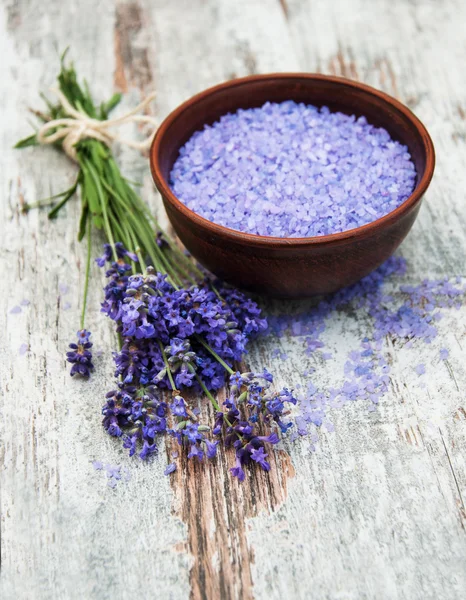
[36,88,157,161]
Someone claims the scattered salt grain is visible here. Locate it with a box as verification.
[105,464,121,480]
[415,364,426,376]
[439,348,449,360]
[171,101,416,237]
[93,461,130,486]
[268,259,465,450]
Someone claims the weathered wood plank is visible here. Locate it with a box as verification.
[0,2,190,599]
[1,1,465,599]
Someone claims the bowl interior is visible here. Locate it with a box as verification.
[154,75,429,199]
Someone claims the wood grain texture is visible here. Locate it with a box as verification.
[168,396,295,600]
[1,1,466,599]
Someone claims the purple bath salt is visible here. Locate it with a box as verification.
[170,101,416,237]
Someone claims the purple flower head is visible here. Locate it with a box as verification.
[108,421,122,437]
[77,329,91,343]
[96,244,113,267]
[170,395,188,418]
[234,421,254,436]
[212,412,224,435]
[175,368,195,388]
[156,231,168,248]
[205,439,219,459]
[169,337,189,357]
[183,423,202,444]
[257,432,280,445]
[250,446,271,471]
[230,457,246,481]
[259,368,274,383]
[123,433,139,457]
[230,371,243,388]
[278,388,297,405]
[96,242,138,267]
[140,440,158,460]
[188,444,204,461]
[66,330,94,377]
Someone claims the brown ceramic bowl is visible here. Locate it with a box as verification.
[150,74,435,298]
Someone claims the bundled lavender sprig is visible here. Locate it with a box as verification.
[97,254,295,478]
[16,53,296,480]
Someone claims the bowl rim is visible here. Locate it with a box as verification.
[150,73,435,248]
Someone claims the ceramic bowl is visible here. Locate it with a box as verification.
[150,74,435,298]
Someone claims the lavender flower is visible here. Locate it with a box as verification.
[97,256,267,393]
[96,242,138,267]
[66,329,94,377]
[94,242,295,480]
[206,370,296,480]
[102,385,167,460]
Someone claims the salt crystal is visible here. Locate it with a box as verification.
[171,101,415,237]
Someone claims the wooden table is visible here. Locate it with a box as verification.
[1,1,465,598]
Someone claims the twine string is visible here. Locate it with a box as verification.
[36,88,157,161]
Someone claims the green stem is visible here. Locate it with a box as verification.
[80,219,92,329]
[23,199,57,212]
[108,211,138,274]
[163,235,205,280]
[48,177,79,219]
[85,158,117,260]
[158,339,177,392]
[191,367,236,433]
[195,335,235,374]
[150,237,184,288]
[164,249,198,286]
[126,224,147,272]
[102,179,166,274]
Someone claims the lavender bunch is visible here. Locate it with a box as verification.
[16,53,296,481]
[97,254,293,478]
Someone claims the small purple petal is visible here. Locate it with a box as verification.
[164,463,177,475]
